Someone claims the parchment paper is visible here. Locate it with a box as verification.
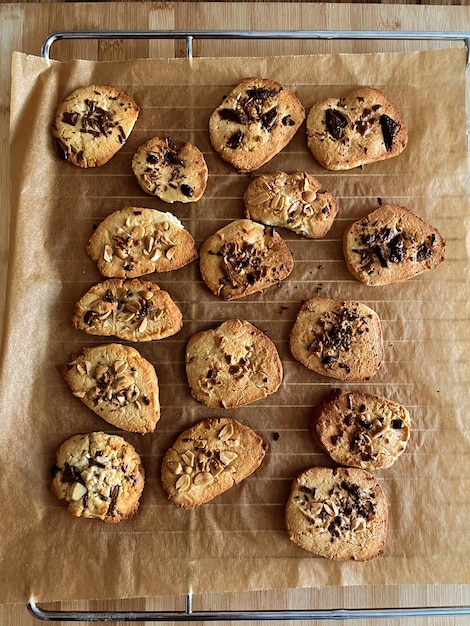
[1,47,470,604]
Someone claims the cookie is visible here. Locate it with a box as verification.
[185,319,283,409]
[199,219,294,301]
[72,278,183,342]
[343,204,446,286]
[243,171,339,238]
[51,84,139,167]
[311,389,411,469]
[290,297,384,382]
[285,466,388,561]
[51,431,145,523]
[161,418,268,508]
[132,136,208,203]
[87,207,198,278]
[306,86,408,170]
[59,344,160,434]
[209,77,305,173]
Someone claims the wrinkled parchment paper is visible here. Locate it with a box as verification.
[1,48,470,604]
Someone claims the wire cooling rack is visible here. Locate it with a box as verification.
[26,28,470,622]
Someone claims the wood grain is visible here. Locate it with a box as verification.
[1,3,470,625]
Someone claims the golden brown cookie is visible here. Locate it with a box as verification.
[87,207,198,278]
[132,136,208,203]
[290,297,384,382]
[161,418,268,508]
[185,319,283,409]
[244,171,339,238]
[209,77,305,173]
[72,278,183,342]
[51,84,139,167]
[285,466,388,560]
[199,219,294,301]
[306,86,407,170]
[343,204,446,286]
[311,389,411,469]
[59,344,160,434]
[51,431,145,523]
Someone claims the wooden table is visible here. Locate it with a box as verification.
[2,3,470,624]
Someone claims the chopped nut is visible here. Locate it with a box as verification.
[219,451,238,466]
[218,423,234,441]
[70,482,87,501]
[181,450,195,467]
[193,472,214,487]
[167,461,183,475]
[175,474,191,491]
[103,245,114,262]
[113,360,127,375]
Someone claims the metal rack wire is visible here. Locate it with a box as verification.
[28,28,470,622]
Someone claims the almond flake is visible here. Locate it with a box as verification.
[175,474,191,491]
[193,472,214,487]
[218,423,234,441]
[103,245,113,262]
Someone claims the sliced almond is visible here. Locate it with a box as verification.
[175,474,191,491]
[103,245,114,262]
[193,472,214,487]
[218,422,234,441]
[219,451,238,466]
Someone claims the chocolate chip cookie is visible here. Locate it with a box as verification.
[209,77,305,173]
[243,171,339,238]
[161,418,268,508]
[51,431,145,523]
[87,207,198,278]
[51,84,139,167]
[72,278,183,342]
[285,466,388,560]
[306,86,408,170]
[343,204,446,286]
[59,343,160,434]
[132,136,208,203]
[199,219,294,300]
[185,318,283,409]
[311,389,411,469]
[290,297,384,382]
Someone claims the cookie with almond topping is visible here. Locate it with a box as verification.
[59,343,160,434]
[244,171,339,238]
[72,278,183,342]
[285,466,388,560]
[311,389,411,469]
[185,318,283,409]
[51,84,139,167]
[132,136,208,203]
[161,417,268,508]
[51,431,145,522]
[199,218,294,301]
[343,204,446,286]
[87,207,198,278]
[209,77,305,173]
[306,86,407,170]
[290,297,384,382]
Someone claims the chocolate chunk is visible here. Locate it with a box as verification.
[380,114,400,151]
[282,115,295,126]
[219,108,248,124]
[416,243,433,261]
[261,107,278,131]
[181,184,194,197]
[62,111,78,126]
[325,109,348,140]
[227,130,244,149]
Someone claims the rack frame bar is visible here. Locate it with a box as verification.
[41,28,470,64]
[26,598,470,622]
